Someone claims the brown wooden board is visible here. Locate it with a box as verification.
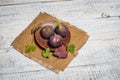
[11,12,89,73]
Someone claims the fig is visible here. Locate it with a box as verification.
[55,24,69,37]
[53,45,68,58]
[48,34,63,48]
[40,25,54,39]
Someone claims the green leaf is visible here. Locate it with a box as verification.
[67,43,75,53]
[42,48,51,58]
[25,44,36,53]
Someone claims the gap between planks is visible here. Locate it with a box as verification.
[0,0,73,6]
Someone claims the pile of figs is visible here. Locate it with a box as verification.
[40,21,69,48]
[35,21,70,58]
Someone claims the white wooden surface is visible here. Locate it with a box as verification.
[0,0,120,80]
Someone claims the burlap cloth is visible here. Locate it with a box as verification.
[11,12,89,73]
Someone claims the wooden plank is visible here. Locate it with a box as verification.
[0,0,120,19]
[0,0,73,6]
[0,0,120,6]
[0,64,120,80]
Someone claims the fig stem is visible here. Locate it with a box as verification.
[54,19,62,28]
[58,25,63,30]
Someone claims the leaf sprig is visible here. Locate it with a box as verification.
[66,43,75,53]
[42,48,52,58]
[25,44,36,53]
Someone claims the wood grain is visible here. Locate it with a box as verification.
[0,0,120,80]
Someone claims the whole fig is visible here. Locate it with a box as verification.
[48,34,63,48]
[55,24,69,37]
[40,25,54,39]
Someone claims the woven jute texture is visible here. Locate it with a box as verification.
[11,12,89,73]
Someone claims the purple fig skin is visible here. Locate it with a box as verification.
[40,26,54,39]
[53,45,68,58]
[55,24,69,37]
[48,34,63,48]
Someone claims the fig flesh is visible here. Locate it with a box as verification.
[53,45,68,58]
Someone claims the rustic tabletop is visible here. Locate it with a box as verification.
[0,0,120,80]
